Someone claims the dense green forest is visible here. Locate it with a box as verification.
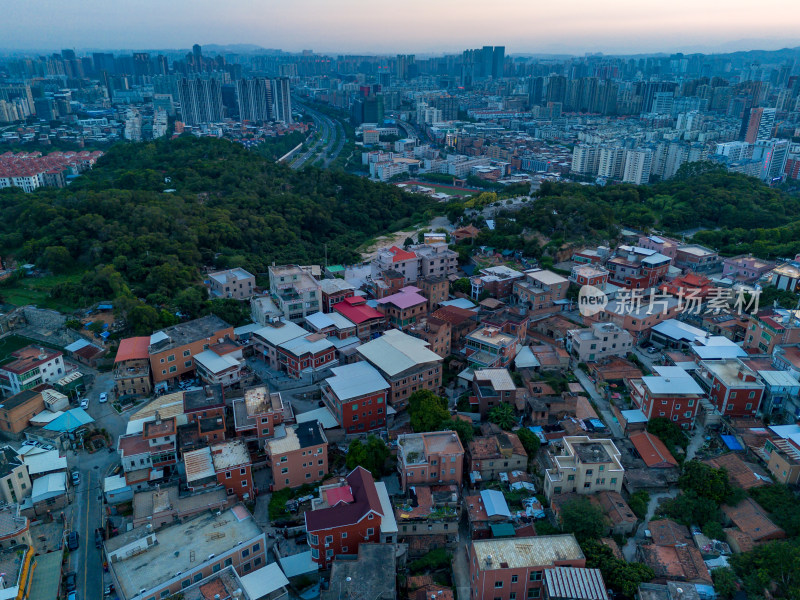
[0,136,437,330]
[448,165,800,260]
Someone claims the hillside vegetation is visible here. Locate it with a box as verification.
[0,137,436,329]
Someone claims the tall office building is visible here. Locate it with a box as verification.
[236,77,273,122]
[743,107,776,144]
[491,46,505,79]
[271,77,292,124]
[753,139,789,182]
[546,75,567,105]
[176,78,224,125]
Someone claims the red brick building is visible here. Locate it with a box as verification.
[696,358,765,418]
[321,362,390,434]
[468,535,586,600]
[606,246,671,289]
[277,333,336,378]
[305,467,389,568]
[320,279,356,313]
[266,420,328,490]
[397,431,464,491]
[628,366,704,429]
[333,297,387,341]
[232,386,286,444]
[212,439,254,499]
[182,385,227,443]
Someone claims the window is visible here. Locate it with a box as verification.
[242,548,250,557]
[511,575,518,583]
[567,475,575,481]
[325,535,333,544]
[510,594,517,600]
[213,563,221,573]
[225,471,231,479]
[529,571,542,581]
[193,573,203,583]
[254,557,262,567]
[310,534,319,544]
[342,532,348,539]
[169,366,177,373]
[183,350,191,357]
[184,360,192,368]
[495,582,504,588]
[528,589,541,599]
[224,558,233,567]
[161,591,171,599]
[311,548,319,559]
[243,562,252,572]
[240,468,247,475]
[168,354,175,362]
[281,467,288,474]
[367,528,374,536]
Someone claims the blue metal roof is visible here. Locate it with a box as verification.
[720,435,744,451]
[480,489,511,518]
[44,408,94,432]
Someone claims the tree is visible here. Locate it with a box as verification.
[441,418,474,447]
[712,567,738,600]
[451,277,471,295]
[206,298,250,327]
[408,390,450,433]
[87,320,105,335]
[516,428,541,460]
[660,491,721,527]
[582,540,655,599]
[679,461,735,504]
[487,403,516,430]
[730,540,800,599]
[38,245,72,273]
[628,490,650,520]
[559,497,607,542]
[346,435,390,478]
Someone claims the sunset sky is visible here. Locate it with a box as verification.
[4,0,800,54]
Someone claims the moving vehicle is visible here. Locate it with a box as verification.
[99,392,108,403]
[71,469,81,485]
[67,531,79,550]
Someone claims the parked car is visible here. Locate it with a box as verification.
[64,571,77,592]
[80,398,89,409]
[104,583,115,596]
[647,346,659,354]
[67,531,79,550]
[71,469,81,485]
[99,392,108,403]
[21,440,36,448]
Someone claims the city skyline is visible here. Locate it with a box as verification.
[3,0,800,55]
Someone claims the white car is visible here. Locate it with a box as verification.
[80,398,89,409]
[99,393,108,403]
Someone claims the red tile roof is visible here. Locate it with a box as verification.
[305,467,383,532]
[389,246,417,263]
[630,431,679,468]
[115,337,151,363]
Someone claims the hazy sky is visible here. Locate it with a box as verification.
[3,0,800,55]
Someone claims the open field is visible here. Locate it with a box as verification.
[0,272,85,312]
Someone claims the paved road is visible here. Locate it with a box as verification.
[573,368,624,438]
[290,101,347,170]
[67,368,129,600]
